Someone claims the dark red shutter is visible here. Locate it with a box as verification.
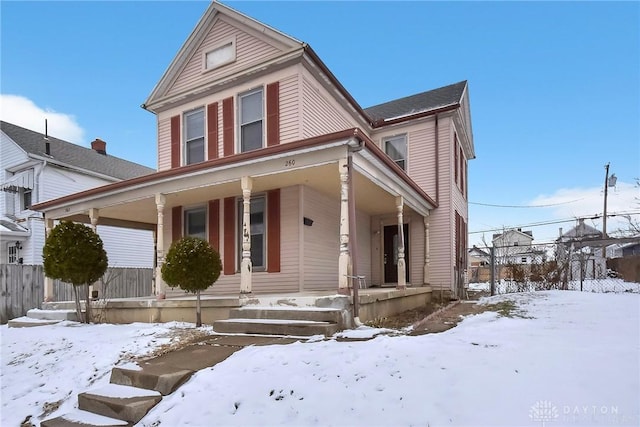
[170,115,181,168]
[207,103,219,160]
[454,136,459,186]
[267,189,281,272]
[172,206,182,242]
[266,82,280,147]
[222,97,234,157]
[208,199,220,252]
[223,197,236,275]
[464,160,468,199]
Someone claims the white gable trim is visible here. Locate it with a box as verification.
[144,1,303,109]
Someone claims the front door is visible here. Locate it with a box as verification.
[383,224,409,284]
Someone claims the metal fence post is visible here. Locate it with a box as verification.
[490,246,496,296]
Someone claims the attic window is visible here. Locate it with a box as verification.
[203,38,236,71]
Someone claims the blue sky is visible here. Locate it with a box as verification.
[2,1,638,244]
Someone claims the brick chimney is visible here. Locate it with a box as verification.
[91,138,107,155]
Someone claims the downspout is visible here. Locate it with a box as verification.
[434,114,439,204]
[347,138,364,324]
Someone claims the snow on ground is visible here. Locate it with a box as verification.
[0,321,211,426]
[2,291,639,426]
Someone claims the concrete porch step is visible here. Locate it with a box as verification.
[41,409,129,427]
[213,318,340,336]
[27,308,78,321]
[78,384,162,424]
[110,364,194,396]
[7,316,62,328]
[231,306,345,324]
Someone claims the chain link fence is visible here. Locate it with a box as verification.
[467,239,640,296]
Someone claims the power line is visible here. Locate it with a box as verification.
[469,198,584,208]
[469,210,640,234]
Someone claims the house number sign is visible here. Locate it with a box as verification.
[284,159,296,167]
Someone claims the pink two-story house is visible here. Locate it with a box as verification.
[34,1,474,304]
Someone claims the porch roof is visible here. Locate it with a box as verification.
[32,128,435,228]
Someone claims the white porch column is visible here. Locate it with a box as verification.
[44,217,54,302]
[396,196,407,290]
[155,194,167,299]
[88,208,100,298]
[424,214,430,285]
[240,176,253,295]
[338,159,351,294]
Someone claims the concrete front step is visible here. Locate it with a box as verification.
[110,364,193,396]
[78,384,161,424]
[7,316,62,328]
[27,308,78,321]
[41,409,129,427]
[213,318,340,336]
[231,306,345,324]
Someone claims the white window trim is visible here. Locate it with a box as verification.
[184,107,205,165]
[237,87,265,154]
[383,134,408,170]
[202,36,236,73]
[8,243,17,264]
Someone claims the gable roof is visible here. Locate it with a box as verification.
[1,121,155,180]
[558,219,602,240]
[144,0,303,109]
[492,228,534,242]
[364,81,467,124]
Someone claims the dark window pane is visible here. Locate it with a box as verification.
[187,138,205,164]
[241,121,262,152]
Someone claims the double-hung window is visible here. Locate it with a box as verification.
[185,108,205,165]
[21,189,32,210]
[384,135,407,170]
[184,207,206,240]
[237,196,266,269]
[239,88,263,153]
[8,244,17,264]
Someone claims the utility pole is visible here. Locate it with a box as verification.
[603,163,610,241]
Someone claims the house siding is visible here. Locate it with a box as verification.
[157,117,171,171]
[165,16,282,99]
[302,186,339,290]
[166,185,301,296]
[301,72,357,139]
[279,74,300,144]
[157,67,300,163]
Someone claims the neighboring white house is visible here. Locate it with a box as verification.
[491,228,541,264]
[0,121,155,267]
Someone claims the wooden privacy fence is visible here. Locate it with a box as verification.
[0,264,153,324]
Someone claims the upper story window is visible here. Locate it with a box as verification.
[185,108,205,165]
[383,135,407,170]
[21,189,32,211]
[203,38,236,71]
[184,207,206,240]
[239,88,264,153]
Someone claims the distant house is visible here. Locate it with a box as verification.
[32,1,475,302]
[468,245,490,267]
[492,228,541,264]
[557,219,606,280]
[0,121,155,267]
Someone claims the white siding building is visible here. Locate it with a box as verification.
[0,121,155,267]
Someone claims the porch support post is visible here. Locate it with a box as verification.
[396,196,407,290]
[424,214,430,285]
[88,208,100,298]
[338,158,351,294]
[155,194,167,299]
[44,217,54,302]
[240,176,253,295]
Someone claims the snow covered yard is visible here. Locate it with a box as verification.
[2,291,639,426]
[0,321,211,426]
